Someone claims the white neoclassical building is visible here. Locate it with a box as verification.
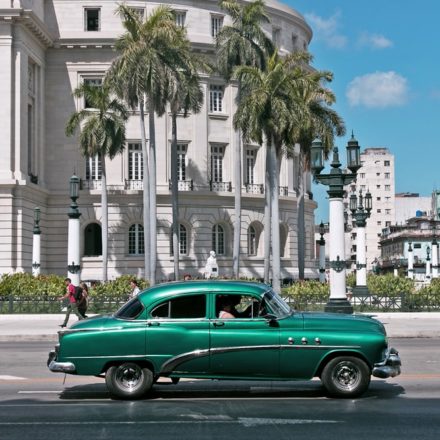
[0,0,318,281]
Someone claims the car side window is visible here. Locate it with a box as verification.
[216,294,262,318]
[151,294,206,319]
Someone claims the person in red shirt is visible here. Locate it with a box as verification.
[59,278,84,327]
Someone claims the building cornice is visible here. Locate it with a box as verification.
[0,9,53,47]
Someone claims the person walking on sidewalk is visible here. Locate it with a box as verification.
[77,282,89,318]
[59,278,84,327]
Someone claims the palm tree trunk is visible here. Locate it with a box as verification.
[148,102,157,286]
[297,151,305,280]
[263,139,271,284]
[233,84,242,279]
[171,112,180,280]
[270,140,281,294]
[139,100,151,282]
[101,158,108,282]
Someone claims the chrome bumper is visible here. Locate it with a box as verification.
[47,349,76,374]
[372,347,401,379]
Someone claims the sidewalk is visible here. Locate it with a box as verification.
[0,313,439,341]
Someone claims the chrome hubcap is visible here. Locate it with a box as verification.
[333,361,360,391]
[115,364,143,391]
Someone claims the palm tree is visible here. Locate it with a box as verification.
[65,82,128,282]
[217,0,274,279]
[168,46,208,280]
[108,4,188,285]
[291,70,345,280]
[233,52,312,293]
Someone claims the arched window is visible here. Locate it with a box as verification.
[129,224,144,255]
[170,224,188,256]
[84,223,102,256]
[248,225,257,256]
[212,224,225,255]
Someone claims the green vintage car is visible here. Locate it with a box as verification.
[48,281,401,399]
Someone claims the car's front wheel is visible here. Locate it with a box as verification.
[106,362,153,399]
[321,356,371,398]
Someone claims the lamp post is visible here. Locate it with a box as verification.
[407,242,414,279]
[317,222,326,283]
[425,246,431,282]
[32,207,41,276]
[432,237,439,279]
[67,174,81,285]
[311,133,361,313]
[350,189,372,296]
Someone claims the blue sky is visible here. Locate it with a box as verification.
[284,0,440,221]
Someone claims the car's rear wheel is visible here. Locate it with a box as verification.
[321,356,370,398]
[106,362,153,399]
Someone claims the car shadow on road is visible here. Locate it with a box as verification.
[57,379,405,401]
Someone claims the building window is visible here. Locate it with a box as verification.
[170,224,188,256]
[272,27,281,46]
[376,172,380,177]
[377,197,381,201]
[212,224,225,255]
[128,143,143,180]
[83,77,102,108]
[384,160,390,166]
[245,148,256,184]
[385,185,391,191]
[248,225,257,256]
[86,155,102,180]
[211,15,223,38]
[360,185,366,190]
[130,7,144,20]
[128,224,144,255]
[84,223,102,256]
[211,145,224,182]
[177,144,187,181]
[174,10,186,27]
[385,209,391,215]
[376,185,381,189]
[360,173,365,178]
[209,85,224,113]
[377,209,381,213]
[85,8,100,31]
[385,173,390,179]
[385,221,391,227]
[377,221,382,226]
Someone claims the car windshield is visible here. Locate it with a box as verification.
[263,289,292,318]
[114,297,144,320]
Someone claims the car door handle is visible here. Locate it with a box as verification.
[213,321,225,327]
[147,321,160,327]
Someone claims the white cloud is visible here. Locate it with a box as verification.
[358,32,393,49]
[346,71,409,108]
[305,12,347,49]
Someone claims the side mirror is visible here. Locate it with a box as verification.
[264,314,279,326]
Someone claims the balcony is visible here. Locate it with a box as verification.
[279,186,288,196]
[125,179,143,190]
[210,181,232,192]
[245,183,264,194]
[168,179,194,191]
[81,179,102,190]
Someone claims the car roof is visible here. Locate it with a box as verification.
[138,280,270,304]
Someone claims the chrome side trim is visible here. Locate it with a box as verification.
[160,344,361,375]
[60,326,125,335]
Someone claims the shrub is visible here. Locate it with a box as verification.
[0,273,65,297]
[284,280,329,311]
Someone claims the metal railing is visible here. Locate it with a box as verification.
[168,179,194,191]
[209,181,232,192]
[245,183,264,194]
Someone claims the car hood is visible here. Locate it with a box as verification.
[69,314,112,330]
[299,312,386,335]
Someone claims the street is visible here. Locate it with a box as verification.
[0,338,439,440]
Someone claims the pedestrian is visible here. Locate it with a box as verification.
[59,278,84,328]
[130,279,140,298]
[78,281,89,318]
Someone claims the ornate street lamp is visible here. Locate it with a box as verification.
[311,133,361,313]
[407,242,414,279]
[317,222,326,283]
[350,189,372,296]
[425,245,431,282]
[32,207,41,276]
[67,174,82,285]
[431,219,439,279]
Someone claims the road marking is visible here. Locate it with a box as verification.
[238,418,341,427]
[0,418,342,426]
[0,375,26,381]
